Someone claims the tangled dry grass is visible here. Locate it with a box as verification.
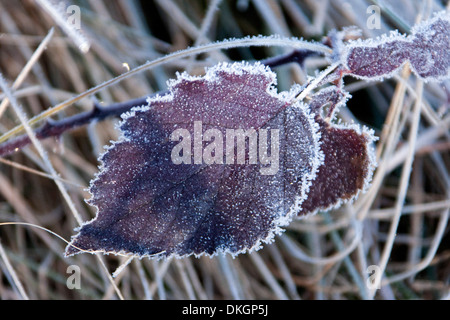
[0,0,449,300]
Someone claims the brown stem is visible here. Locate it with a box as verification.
[0,50,322,158]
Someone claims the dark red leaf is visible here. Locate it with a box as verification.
[66,62,323,258]
[65,63,375,259]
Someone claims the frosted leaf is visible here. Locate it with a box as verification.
[64,64,376,259]
[408,12,450,81]
[300,87,376,215]
[344,34,409,81]
[342,11,450,82]
[65,62,323,259]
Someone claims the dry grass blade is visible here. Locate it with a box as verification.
[0,240,29,299]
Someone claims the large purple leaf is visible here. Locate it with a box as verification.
[65,62,323,258]
[65,63,375,259]
[299,87,376,215]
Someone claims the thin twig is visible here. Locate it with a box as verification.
[0,48,320,158]
[0,96,148,158]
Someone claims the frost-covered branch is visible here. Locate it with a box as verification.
[0,49,317,158]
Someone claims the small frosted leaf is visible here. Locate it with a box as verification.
[343,11,450,82]
[345,35,409,80]
[300,87,376,215]
[408,12,450,81]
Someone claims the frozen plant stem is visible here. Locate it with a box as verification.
[0,35,331,147]
[0,96,149,158]
[0,50,317,158]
